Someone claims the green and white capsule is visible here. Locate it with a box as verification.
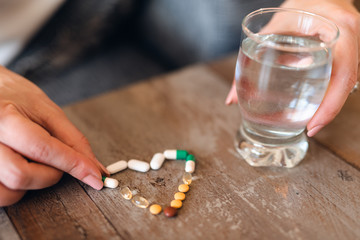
[102,176,119,188]
[185,154,196,173]
[163,149,189,160]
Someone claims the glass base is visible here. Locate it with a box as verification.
[234,126,308,168]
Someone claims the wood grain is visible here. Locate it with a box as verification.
[6,175,120,240]
[314,93,360,170]
[3,59,360,239]
[62,64,360,239]
[0,208,20,240]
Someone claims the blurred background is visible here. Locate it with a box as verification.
[3,0,358,106]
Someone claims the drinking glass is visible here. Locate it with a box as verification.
[234,8,339,168]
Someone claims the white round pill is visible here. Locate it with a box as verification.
[150,153,165,170]
[106,160,127,174]
[128,159,150,172]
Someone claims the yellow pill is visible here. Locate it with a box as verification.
[171,199,183,209]
[178,184,189,193]
[174,192,186,201]
[149,204,162,215]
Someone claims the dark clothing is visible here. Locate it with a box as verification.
[9,0,283,105]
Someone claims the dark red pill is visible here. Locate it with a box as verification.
[164,206,177,217]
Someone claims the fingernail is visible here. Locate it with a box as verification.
[225,93,233,105]
[307,125,324,137]
[83,175,103,190]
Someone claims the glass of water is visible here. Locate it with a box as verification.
[234,8,339,168]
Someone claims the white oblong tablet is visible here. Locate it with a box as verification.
[128,159,150,173]
[106,160,127,174]
[103,177,119,188]
[150,153,165,170]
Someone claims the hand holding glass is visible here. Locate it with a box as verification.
[234,8,339,168]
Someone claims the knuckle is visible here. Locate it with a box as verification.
[0,102,17,119]
[5,167,29,190]
[78,134,91,148]
[67,157,88,179]
[337,10,360,31]
[344,72,358,93]
[29,142,51,161]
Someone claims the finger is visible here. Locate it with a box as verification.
[0,107,104,190]
[225,79,238,105]
[307,30,358,137]
[0,143,63,190]
[36,105,109,176]
[0,183,26,207]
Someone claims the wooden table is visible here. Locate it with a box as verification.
[1,55,360,240]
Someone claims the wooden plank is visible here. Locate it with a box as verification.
[63,64,360,239]
[0,208,21,240]
[314,93,360,169]
[6,175,120,240]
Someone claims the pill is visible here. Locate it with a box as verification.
[170,199,183,208]
[131,195,149,208]
[150,153,165,170]
[120,187,133,200]
[182,172,192,185]
[164,206,177,217]
[174,192,186,201]
[163,150,189,160]
[149,204,162,215]
[128,159,150,172]
[102,176,119,188]
[185,154,196,173]
[106,160,127,174]
[178,184,189,193]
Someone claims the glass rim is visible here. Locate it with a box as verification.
[242,7,340,51]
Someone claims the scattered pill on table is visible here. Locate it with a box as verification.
[102,177,119,188]
[163,150,189,160]
[150,153,166,170]
[170,199,183,209]
[178,184,189,193]
[174,192,186,201]
[182,172,192,185]
[164,206,178,217]
[120,187,133,200]
[128,159,150,172]
[106,160,127,174]
[131,195,149,208]
[149,204,162,215]
[185,154,196,173]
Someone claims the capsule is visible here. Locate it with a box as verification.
[106,160,127,174]
[185,154,196,173]
[182,172,192,185]
[120,187,133,200]
[128,159,150,172]
[150,153,165,170]
[131,195,149,208]
[163,150,189,160]
[102,176,119,188]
